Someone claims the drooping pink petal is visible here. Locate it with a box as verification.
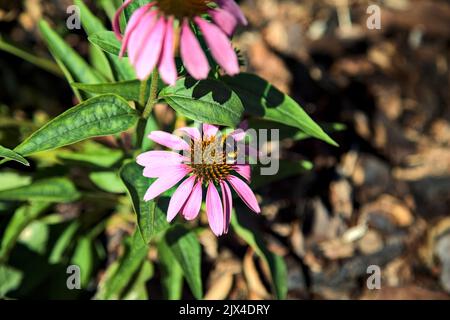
[148,131,190,150]
[158,16,177,85]
[143,166,191,201]
[227,175,260,213]
[220,181,233,234]
[167,175,196,222]
[135,15,166,80]
[176,127,201,141]
[112,0,134,40]
[209,8,238,36]
[182,180,203,221]
[180,19,210,79]
[128,11,157,64]
[119,4,151,57]
[203,124,219,138]
[230,129,246,141]
[194,17,240,76]
[206,183,224,236]
[136,150,185,167]
[233,165,251,182]
[144,164,185,178]
[216,0,248,26]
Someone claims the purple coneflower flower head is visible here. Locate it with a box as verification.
[136,123,260,236]
[113,0,247,85]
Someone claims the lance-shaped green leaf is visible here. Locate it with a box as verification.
[89,171,126,194]
[89,31,123,56]
[0,145,29,166]
[120,162,170,244]
[58,141,123,168]
[222,73,338,146]
[39,20,103,84]
[0,178,80,203]
[231,209,288,300]
[159,77,244,127]
[72,80,149,102]
[0,265,23,298]
[98,231,149,300]
[158,238,183,300]
[0,202,50,262]
[122,260,153,300]
[71,237,94,288]
[73,0,106,35]
[165,225,203,299]
[14,94,138,157]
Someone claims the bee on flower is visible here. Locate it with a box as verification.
[136,123,260,236]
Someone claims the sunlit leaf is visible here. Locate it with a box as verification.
[14,94,138,157]
[159,77,244,127]
[222,73,338,146]
[0,145,29,166]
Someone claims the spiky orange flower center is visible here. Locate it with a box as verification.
[156,0,211,19]
[188,136,236,183]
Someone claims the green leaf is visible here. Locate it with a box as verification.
[107,53,136,81]
[99,231,149,300]
[122,260,153,300]
[165,225,203,299]
[0,265,23,298]
[76,0,135,81]
[58,141,123,168]
[158,238,183,300]
[89,171,126,194]
[18,220,49,255]
[49,222,80,264]
[231,209,288,300]
[89,31,123,56]
[72,80,148,102]
[0,202,50,262]
[71,237,94,288]
[222,73,338,146]
[90,44,114,81]
[0,145,29,166]
[39,20,103,85]
[14,94,138,157]
[0,172,31,191]
[74,0,106,35]
[0,36,62,77]
[0,178,80,203]
[120,162,170,244]
[159,77,244,127]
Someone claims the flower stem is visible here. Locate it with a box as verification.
[142,69,159,119]
[138,79,147,108]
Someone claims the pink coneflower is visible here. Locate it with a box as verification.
[136,124,260,236]
[113,0,247,85]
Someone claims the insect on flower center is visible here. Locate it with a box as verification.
[188,136,236,184]
[156,0,211,19]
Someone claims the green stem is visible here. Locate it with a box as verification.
[0,36,62,77]
[138,79,147,108]
[142,69,159,119]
